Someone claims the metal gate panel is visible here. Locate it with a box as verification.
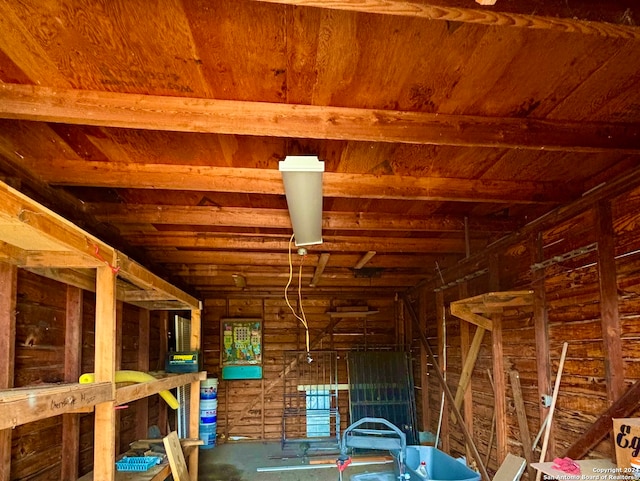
[347,350,418,445]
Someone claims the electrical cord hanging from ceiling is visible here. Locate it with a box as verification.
[284,233,312,363]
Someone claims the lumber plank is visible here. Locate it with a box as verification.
[452,326,485,424]
[450,304,493,331]
[136,309,150,441]
[188,310,201,481]
[509,370,535,480]
[123,232,486,254]
[90,203,517,233]
[489,256,508,465]
[310,253,330,287]
[31,160,574,205]
[62,286,83,481]
[115,372,206,406]
[163,431,189,481]
[249,0,640,38]
[563,381,640,460]
[596,200,625,402]
[94,266,117,481]
[0,263,17,481]
[0,382,113,430]
[528,232,553,433]
[1,84,640,152]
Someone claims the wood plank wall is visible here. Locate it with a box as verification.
[201,295,399,442]
[416,183,640,477]
[7,271,164,480]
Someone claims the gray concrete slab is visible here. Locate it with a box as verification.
[198,441,396,481]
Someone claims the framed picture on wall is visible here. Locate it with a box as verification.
[221,318,263,379]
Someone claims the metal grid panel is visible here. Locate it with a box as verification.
[282,351,340,453]
[175,315,192,439]
[347,351,418,445]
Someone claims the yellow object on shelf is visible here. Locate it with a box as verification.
[79,370,179,409]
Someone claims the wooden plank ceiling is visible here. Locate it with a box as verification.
[0,0,638,297]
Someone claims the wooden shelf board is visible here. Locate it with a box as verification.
[451,290,534,310]
[116,371,206,406]
[77,443,198,481]
[78,461,171,481]
[0,382,112,430]
[326,310,379,317]
[0,180,200,310]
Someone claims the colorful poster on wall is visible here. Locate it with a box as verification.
[221,318,263,379]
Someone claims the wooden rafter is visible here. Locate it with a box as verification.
[249,0,640,39]
[354,251,376,269]
[21,159,575,205]
[88,204,517,233]
[135,250,459,269]
[1,84,639,153]
[122,233,488,254]
[309,253,330,287]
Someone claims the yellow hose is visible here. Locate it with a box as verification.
[79,370,179,410]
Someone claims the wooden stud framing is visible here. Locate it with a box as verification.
[0,180,202,480]
[93,266,117,481]
[158,311,169,433]
[596,200,625,403]
[489,254,507,465]
[0,263,17,481]
[137,308,151,440]
[115,301,123,454]
[529,232,553,455]
[188,309,202,481]
[62,286,83,481]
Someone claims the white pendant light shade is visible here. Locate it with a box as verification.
[279,155,324,246]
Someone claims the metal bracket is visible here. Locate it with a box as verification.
[434,268,489,292]
[530,242,598,271]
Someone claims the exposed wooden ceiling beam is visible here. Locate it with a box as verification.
[250,0,640,38]
[88,204,517,232]
[121,232,487,254]
[151,249,459,269]
[188,275,419,288]
[1,84,639,153]
[169,264,423,278]
[24,159,576,204]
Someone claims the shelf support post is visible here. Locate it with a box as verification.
[94,265,117,481]
[188,308,202,481]
[0,263,17,481]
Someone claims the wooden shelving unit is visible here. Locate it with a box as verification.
[116,371,206,406]
[0,181,203,481]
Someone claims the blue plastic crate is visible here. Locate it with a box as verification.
[115,456,161,472]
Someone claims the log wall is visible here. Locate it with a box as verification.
[201,295,399,442]
[415,182,640,477]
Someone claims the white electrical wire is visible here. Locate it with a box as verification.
[284,234,311,356]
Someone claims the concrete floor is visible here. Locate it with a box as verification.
[198,441,397,481]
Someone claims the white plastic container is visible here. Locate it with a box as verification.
[200,398,217,424]
[200,378,218,399]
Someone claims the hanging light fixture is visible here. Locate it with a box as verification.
[279,155,324,246]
